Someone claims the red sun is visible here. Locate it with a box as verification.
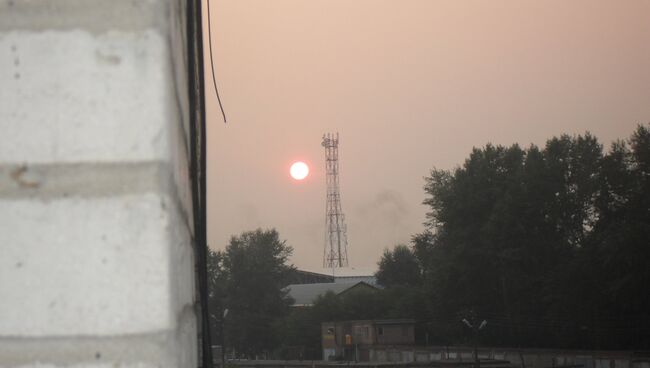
[290,161,309,180]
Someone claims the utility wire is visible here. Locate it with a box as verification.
[187,1,213,366]
[206,0,228,123]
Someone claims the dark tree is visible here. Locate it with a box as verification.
[375,244,422,287]
[207,249,227,345]
[204,126,650,354]
[218,229,295,357]
[416,126,650,348]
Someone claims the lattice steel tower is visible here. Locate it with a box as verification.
[322,132,349,268]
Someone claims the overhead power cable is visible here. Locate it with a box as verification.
[206,0,228,123]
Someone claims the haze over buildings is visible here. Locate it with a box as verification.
[205,0,650,270]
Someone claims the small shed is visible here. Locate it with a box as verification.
[321,319,415,362]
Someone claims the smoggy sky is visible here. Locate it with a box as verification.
[203,0,650,272]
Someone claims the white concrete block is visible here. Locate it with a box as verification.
[0,320,197,368]
[0,0,198,365]
[0,192,193,337]
[0,29,175,164]
[0,0,168,33]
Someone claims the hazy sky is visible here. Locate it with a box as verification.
[204,0,650,272]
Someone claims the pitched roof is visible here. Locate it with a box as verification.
[334,275,377,285]
[284,269,335,286]
[302,267,377,277]
[285,281,377,307]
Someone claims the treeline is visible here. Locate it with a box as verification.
[377,124,650,349]
[207,229,295,358]
[207,125,650,358]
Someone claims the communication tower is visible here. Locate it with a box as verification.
[321,132,349,268]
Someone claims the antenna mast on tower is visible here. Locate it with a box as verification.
[322,132,349,268]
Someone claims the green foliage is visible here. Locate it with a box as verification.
[208,228,295,357]
[275,285,432,358]
[207,126,650,355]
[274,307,322,359]
[207,249,227,343]
[375,244,422,287]
[416,125,650,349]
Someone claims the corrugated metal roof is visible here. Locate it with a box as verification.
[334,275,377,285]
[284,281,376,306]
[301,267,377,277]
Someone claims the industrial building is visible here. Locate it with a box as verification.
[321,319,415,361]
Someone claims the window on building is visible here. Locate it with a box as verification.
[355,326,369,338]
[378,327,384,336]
[327,327,334,335]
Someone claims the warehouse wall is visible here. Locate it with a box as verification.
[0,0,198,367]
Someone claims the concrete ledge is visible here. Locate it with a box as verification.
[0,332,173,368]
[0,162,169,199]
[0,0,169,33]
[0,313,196,368]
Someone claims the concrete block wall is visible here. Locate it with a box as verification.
[0,0,198,367]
